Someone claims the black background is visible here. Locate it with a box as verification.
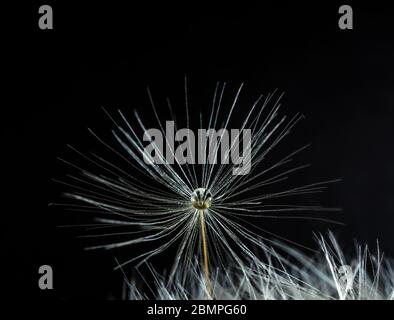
[4,1,394,300]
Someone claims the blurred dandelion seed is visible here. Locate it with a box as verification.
[124,233,394,300]
[56,81,341,298]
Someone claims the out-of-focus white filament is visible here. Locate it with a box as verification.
[125,233,394,300]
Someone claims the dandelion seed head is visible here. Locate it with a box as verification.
[191,188,212,210]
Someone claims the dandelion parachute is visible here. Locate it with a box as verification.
[56,81,342,297]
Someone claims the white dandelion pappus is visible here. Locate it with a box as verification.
[57,81,341,297]
[124,232,394,300]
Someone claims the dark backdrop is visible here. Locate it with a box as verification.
[5,1,394,299]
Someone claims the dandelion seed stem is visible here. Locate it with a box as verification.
[199,210,212,299]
